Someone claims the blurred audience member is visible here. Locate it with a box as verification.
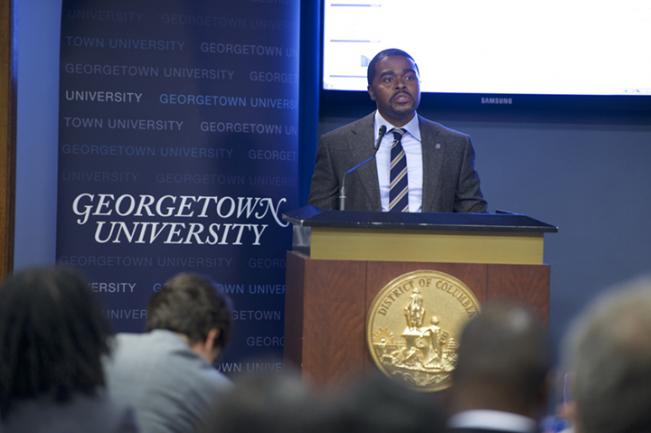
[448,302,551,433]
[319,373,447,433]
[208,369,445,433]
[105,272,232,433]
[0,266,137,433]
[206,367,320,433]
[563,276,651,433]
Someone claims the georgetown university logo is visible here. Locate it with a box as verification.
[367,270,480,392]
[71,192,288,246]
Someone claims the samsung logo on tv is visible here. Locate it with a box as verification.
[481,97,513,105]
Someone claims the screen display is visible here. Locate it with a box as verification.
[323,0,651,96]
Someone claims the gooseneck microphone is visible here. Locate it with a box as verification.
[338,125,388,211]
[375,125,388,150]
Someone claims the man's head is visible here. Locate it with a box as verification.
[147,272,232,363]
[563,276,651,433]
[367,48,421,127]
[321,373,446,433]
[451,301,550,417]
[208,369,319,433]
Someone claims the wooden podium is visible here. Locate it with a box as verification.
[283,206,557,385]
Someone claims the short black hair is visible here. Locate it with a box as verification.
[146,272,232,349]
[367,48,419,85]
[320,373,446,433]
[209,368,319,433]
[0,266,112,419]
[453,302,550,408]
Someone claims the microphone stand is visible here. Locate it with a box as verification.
[338,125,387,210]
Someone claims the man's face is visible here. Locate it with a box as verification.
[368,55,421,126]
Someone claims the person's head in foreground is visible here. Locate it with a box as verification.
[0,266,112,419]
[563,276,651,433]
[147,272,232,363]
[449,301,551,420]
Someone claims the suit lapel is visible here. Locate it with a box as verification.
[419,117,444,212]
[348,113,381,210]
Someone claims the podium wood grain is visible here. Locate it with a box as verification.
[285,251,550,385]
[0,0,15,278]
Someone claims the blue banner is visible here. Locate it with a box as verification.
[57,0,299,373]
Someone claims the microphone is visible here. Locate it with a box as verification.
[375,125,387,150]
[338,125,388,211]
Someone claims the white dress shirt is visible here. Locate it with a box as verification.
[448,410,537,433]
[374,110,423,212]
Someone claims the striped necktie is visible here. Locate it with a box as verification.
[389,128,409,212]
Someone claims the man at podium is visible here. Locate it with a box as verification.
[309,48,487,213]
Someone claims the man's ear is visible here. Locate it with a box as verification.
[191,328,221,363]
[205,328,220,353]
[368,85,376,101]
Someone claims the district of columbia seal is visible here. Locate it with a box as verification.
[366,270,480,392]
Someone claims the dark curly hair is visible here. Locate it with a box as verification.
[0,266,112,419]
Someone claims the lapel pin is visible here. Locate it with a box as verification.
[435,143,441,150]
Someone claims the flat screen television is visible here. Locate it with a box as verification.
[321,0,651,113]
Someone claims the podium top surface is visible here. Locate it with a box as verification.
[283,206,558,234]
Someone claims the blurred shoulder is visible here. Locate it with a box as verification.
[1,394,138,433]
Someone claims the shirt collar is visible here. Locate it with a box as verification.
[374,110,421,142]
[448,410,537,433]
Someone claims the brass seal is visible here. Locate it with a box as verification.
[367,270,480,392]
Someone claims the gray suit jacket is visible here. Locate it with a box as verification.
[104,330,232,433]
[309,112,487,212]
